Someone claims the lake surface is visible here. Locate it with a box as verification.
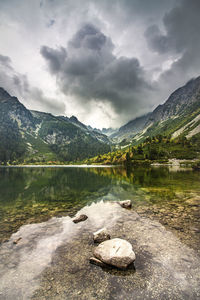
[0,166,200,299]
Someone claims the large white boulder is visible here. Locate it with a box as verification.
[93,238,135,269]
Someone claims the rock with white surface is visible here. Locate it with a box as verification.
[94,238,135,269]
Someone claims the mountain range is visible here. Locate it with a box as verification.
[0,76,200,164]
[0,88,111,164]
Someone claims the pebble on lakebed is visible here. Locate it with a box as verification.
[93,227,110,243]
[91,238,136,269]
[117,200,132,209]
[73,214,88,223]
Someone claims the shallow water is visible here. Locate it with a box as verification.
[0,166,200,299]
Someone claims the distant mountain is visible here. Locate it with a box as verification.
[0,88,111,164]
[67,116,111,144]
[112,76,200,144]
[101,127,118,136]
[111,113,150,142]
[86,126,117,137]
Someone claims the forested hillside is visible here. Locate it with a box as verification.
[0,88,111,164]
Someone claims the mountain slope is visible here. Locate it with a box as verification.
[112,76,200,144]
[135,76,200,143]
[148,77,200,124]
[111,113,151,142]
[0,88,111,164]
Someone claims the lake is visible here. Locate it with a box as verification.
[0,166,200,299]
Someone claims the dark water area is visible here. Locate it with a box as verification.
[0,166,200,299]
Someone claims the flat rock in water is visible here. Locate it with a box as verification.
[93,238,135,269]
[73,214,88,223]
[93,228,110,243]
[118,200,132,209]
[89,257,107,267]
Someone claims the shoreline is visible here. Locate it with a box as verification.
[0,164,119,168]
[0,158,199,169]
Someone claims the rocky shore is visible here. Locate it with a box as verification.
[0,201,200,300]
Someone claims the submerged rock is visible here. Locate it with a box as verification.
[118,200,132,209]
[73,214,88,223]
[93,238,135,269]
[93,228,110,243]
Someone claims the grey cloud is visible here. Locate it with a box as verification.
[47,19,55,27]
[0,53,65,115]
[145,0,200,98]
[40,46,67,74]
[0,54,29,97]
[41,23,151,118]
[69,23,111,51]
[145,0,200,56]
[29,87,66,115]
[0,54,12,68]
[145,25,171,54]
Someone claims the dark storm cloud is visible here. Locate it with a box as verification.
[145,25,171,54]
[145,0,200,81]
[41,23,151,115]
[41,46,67,73]
[69,23,109,50]
[145,0,200,54]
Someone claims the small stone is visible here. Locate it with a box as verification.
[190,227,200,233]
[94,238,135,269]
[186,198,200,207]
[93,228,110,243]
[73,214,88,223]
[13,237,22,244]
[89,257,107,267]
[172,226,183,231]
[118,200,132,209]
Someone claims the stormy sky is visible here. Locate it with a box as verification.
[0,0,200,128]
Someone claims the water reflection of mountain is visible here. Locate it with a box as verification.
[0,167,112,205]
